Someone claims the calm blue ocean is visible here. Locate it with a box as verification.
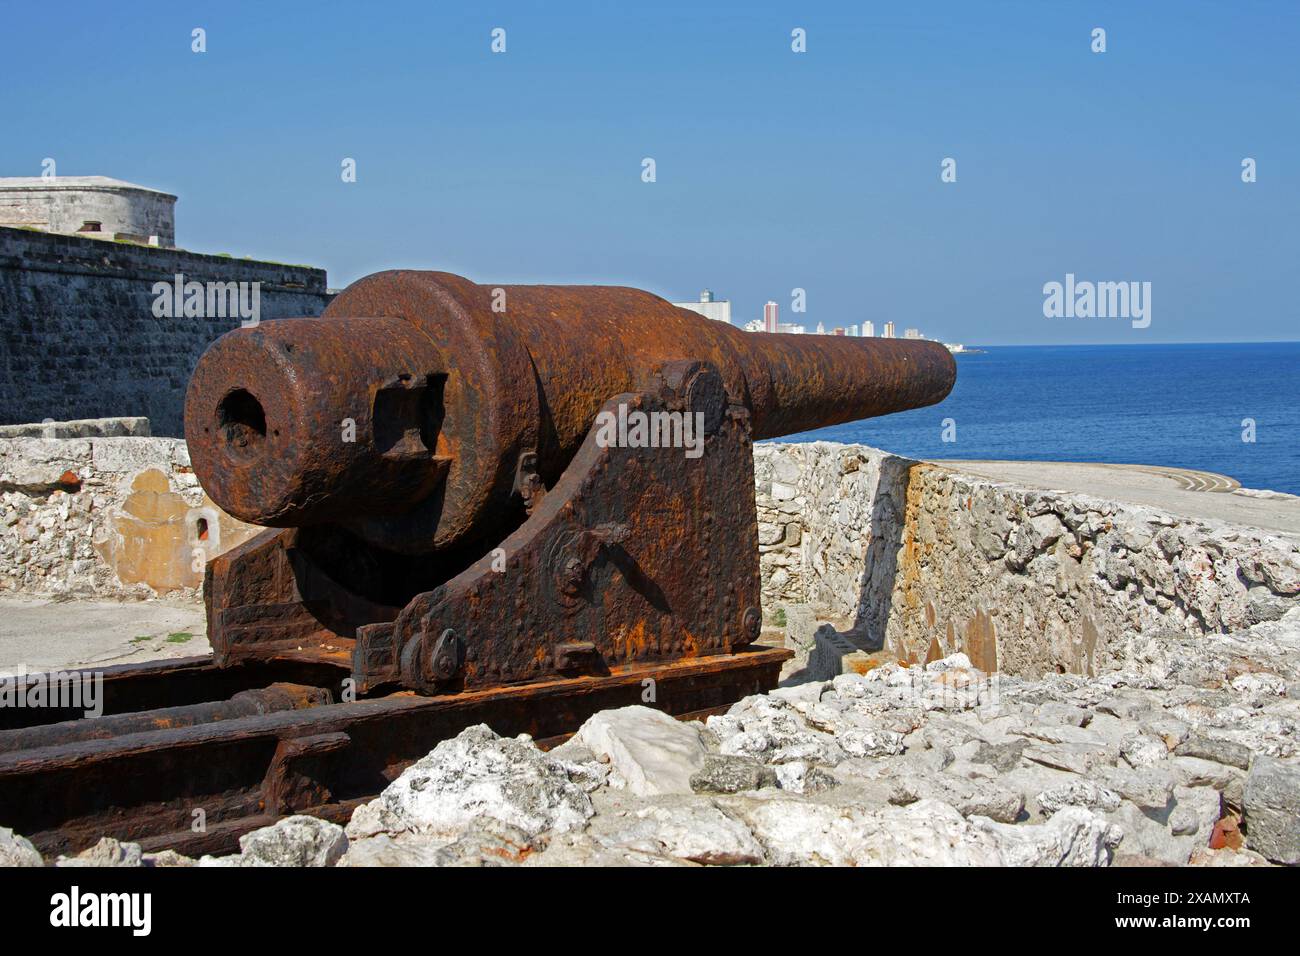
[780,343,1300,496]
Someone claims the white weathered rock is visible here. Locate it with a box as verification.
[1100,786,1220,865]
[522,831,689,867]
[1118,733,1170,770]
[545,739,611,793]
[1187,846,1275,867]
[0,826,43,867]
[1089,765,1176,811]
[774,760,838,794]
[238,815,347,867]
[598,799,765,866]
[346,725,593,841]
[689,754,779,794]
[1023,741,1116,775]
[712,695,846,766]
[838,727,905,758]
[341,817,538,867]
[888,773,1024,823]
[973,807,1121,866]
[1167,755,1244,792]
[56,836,143,868]
[1243,756,1300,865]
[142,849,195,867]
[734,798,1005,866]
[576,706,708,797]
[1036,781,1122,816]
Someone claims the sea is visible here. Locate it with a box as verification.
[778,342,1300,497]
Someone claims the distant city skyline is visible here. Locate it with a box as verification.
[4,1,1296,345]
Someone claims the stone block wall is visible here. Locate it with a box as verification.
[0,226,333,436]
[0,431,259,598]
[0,181,176,246]
[756,442,1300,678]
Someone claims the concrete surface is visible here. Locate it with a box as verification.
[932,460,1300,539]
[0,595,207,673]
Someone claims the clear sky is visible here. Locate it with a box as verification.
[4,1,1297,345]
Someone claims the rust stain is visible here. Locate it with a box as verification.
[925,636,943,664]
[963,608,997,672]
[93,469,259,593]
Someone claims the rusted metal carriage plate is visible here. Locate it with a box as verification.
[0,648,788,858]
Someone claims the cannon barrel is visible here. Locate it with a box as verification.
[185,270,954,555]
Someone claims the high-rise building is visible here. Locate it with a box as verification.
[883,321,895,338]
[815,321,825,335]
[904,328,922,340]
[863,320,874,338]
[763,301,778,333]
[833,328,845,336]
[673,289,731,324]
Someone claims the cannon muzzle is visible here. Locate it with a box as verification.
[185,270,954,556]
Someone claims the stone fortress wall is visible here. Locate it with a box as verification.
[0,226,333,436]
[0,176,179,247]
[756,442,1300,678]
[6,428,1299,686]
[0,419,259,597]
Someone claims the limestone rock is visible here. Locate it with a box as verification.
[238,815,347,867]
[598,799,765,866]
[341,817,538,867]
[1090,765,1176,811]
[973,738,1029,772]
[888,773,1024,823]
[576,706,708,797]
[1036,781,1122,816]
[523,832,689,867]
[1101,786,1220,865]
[1120,733,1168,769]
[56,837,143,867]
[774,760,838,794]
[689,755,778,794]
[346,724,593,841]
[1187,846,1274,867]
[1243,756,1300,865]
[1023,741,1116,775]
[838,727,905,758]
[1168,755,1243,792]
[142,849,195,867]
[0,826,43,867]
[1175,734,1253,770]
[545,739,610,793]
[973,807,1121,866]
[734,798,1005,866]
[710,695,846,767]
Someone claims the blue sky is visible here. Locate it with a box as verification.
[4,1,1297,344]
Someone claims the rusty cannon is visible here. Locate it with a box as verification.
[184,270,955,697]
[0,270,953,857]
